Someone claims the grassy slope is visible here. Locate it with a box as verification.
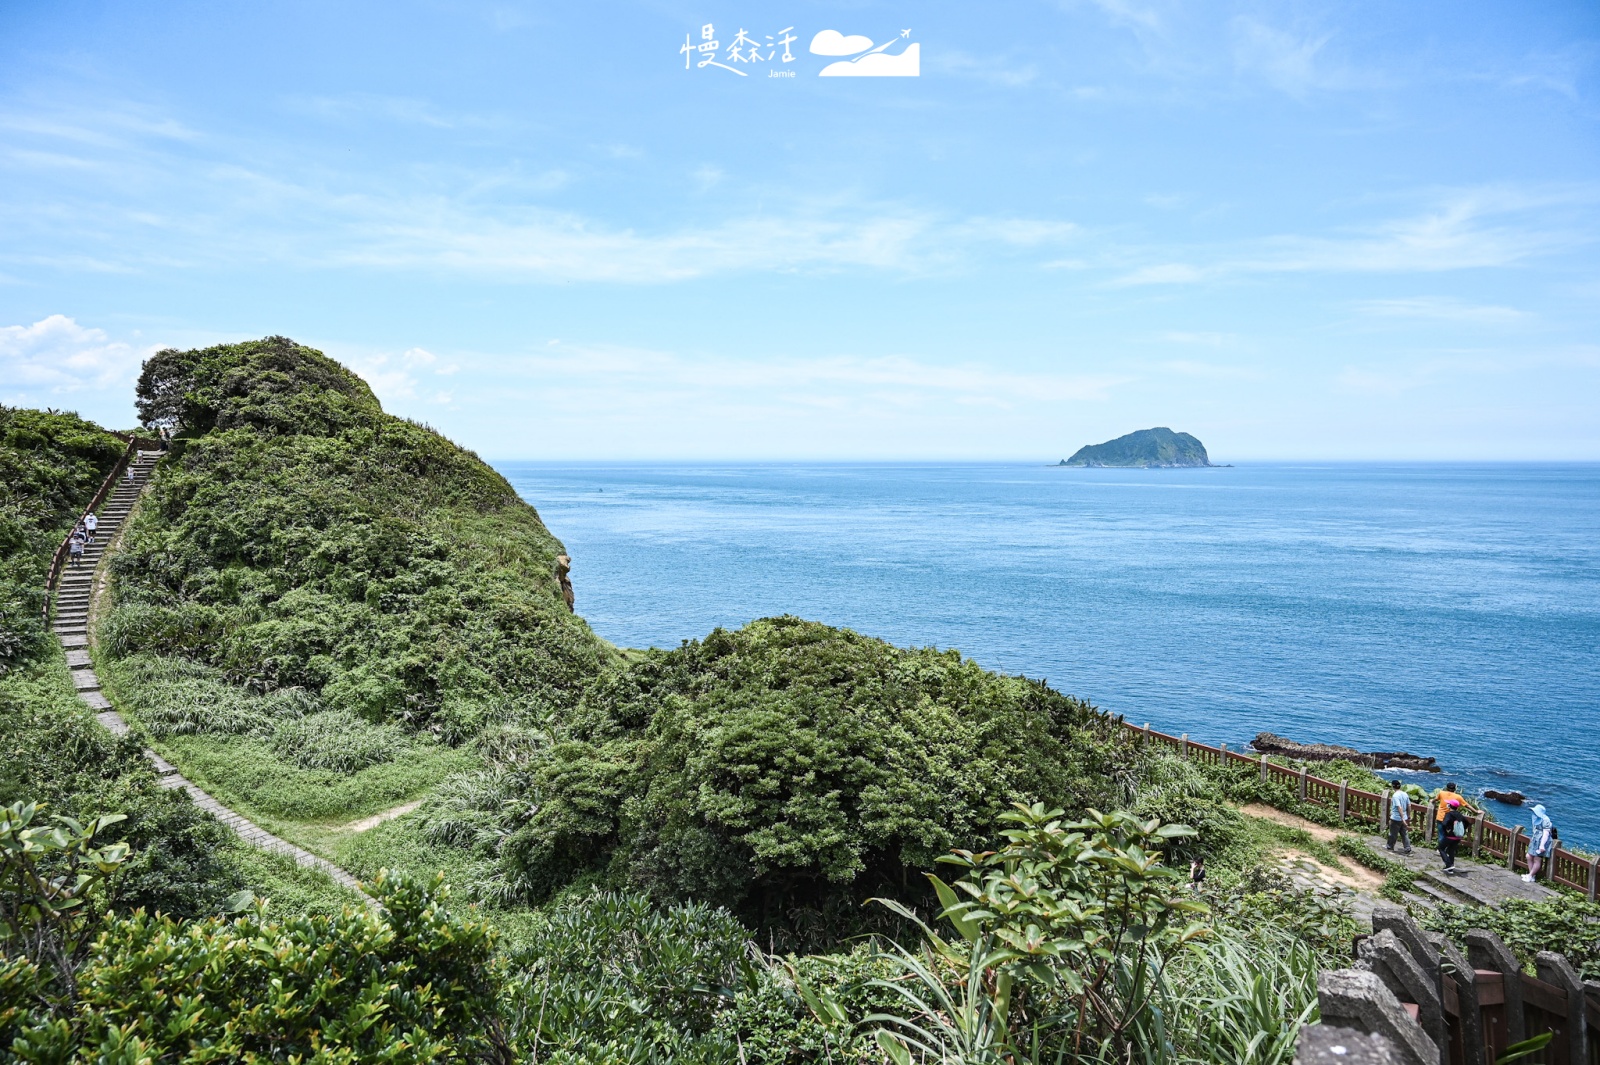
[99,338,615,888]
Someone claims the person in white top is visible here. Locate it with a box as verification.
[1386,781,1412,855]
[85,513,98,542]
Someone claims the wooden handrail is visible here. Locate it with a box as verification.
[40,436,159,625]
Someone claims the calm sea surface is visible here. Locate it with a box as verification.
[497,462,1600,848]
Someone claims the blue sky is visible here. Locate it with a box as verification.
[2,1,1596,460]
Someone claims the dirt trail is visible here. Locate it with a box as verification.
[339,800,424,833]
[1239,803,1386,893]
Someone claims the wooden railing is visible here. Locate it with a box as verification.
[40,433,158,625]
[1117,719,1600,902]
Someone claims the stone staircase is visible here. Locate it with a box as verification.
[51,452,371,905]
[1364,834,1557,913]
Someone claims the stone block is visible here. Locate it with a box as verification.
[1318,969,1439,1065]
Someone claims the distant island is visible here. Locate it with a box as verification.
[1060,427,1215,468]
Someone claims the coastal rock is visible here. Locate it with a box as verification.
[1060,427,1213,468]
[1483,789,1525,805]
[1251,733,1440,773]
[554,554,574,612]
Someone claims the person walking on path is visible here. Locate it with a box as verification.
[1522,804,1554,882]
[1386,781,1413,854]
[68,531,85,567]
[1434,782,1465,846]
[1439,798,1467,873]
[84,512,97,543]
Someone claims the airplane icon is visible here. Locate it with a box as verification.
[901,29,911,38]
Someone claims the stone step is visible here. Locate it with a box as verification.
[95,710,127,735]
[70,671,101,692]
[1400,891,1438,915]
[58,634,88,649]
[1409,880,1463,909]
[80,691,111,710]
[65,649,91,667]
[144,750,178,774]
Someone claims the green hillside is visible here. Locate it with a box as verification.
[1061,426,1213,467]
[8,347,1595,1062]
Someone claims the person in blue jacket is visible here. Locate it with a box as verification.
[1522,804,1554,883]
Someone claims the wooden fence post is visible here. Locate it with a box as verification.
[1471,814,1484,858]
[1298,765,1307,803]
[1259,754,1267,782]
[1507,827,1523,872]
[1338,780,1347,821]
[1180,733,1188,759]
[1534,952,1588,1065]
[1143,723,1151,746]
[1587,856,1599,902]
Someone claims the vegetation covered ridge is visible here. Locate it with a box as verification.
[1060,427,1214,468]
[90,339,613,848]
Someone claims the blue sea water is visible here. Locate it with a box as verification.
[497,462,1600,849]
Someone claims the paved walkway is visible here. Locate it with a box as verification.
[1363,833,1557,910]
[51,451,372,907]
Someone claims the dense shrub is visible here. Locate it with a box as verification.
[467,616,1145,945]
[2,870,510,1063]
[109,336,616,736]
[1424,896,1600,980]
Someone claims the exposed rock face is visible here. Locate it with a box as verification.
[1252,732,1440,773]
[1483,789,1525,805]
[554,554,574,612]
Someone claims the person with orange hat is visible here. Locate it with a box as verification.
[1438,798,1468,873]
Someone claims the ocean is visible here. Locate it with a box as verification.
[497,462,1600,849]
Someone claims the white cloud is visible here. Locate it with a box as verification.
[0,316,151,399]
[347,346,460,405]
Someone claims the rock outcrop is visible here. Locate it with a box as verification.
[1252,733,1440,773]
[554,554,574,612]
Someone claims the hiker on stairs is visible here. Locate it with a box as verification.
[85,512,98,543]
[68,530,85,567]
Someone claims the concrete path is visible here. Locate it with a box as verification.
[1363,834,1557,911]
[51,452,372,907]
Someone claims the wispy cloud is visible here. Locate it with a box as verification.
[1110,186,1597,285]
[1355,297,1529,324]
[1160,331,1236,347]
[1159,359,1260,380]
[503,343,1133,406]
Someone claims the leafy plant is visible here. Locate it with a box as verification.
[0,802,129,1007]
[1424,896,1600,980]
